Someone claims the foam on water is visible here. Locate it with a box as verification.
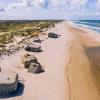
[73,20,100,33]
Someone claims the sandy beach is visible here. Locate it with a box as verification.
[67,23,100,100]
[0,21,100,100]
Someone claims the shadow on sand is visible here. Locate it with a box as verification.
[0,82,24,99]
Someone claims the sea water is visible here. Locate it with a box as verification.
[73,20,100,33]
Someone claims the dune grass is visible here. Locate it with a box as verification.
[0,20,63,44]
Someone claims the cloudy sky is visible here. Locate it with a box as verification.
[0,0,100,20]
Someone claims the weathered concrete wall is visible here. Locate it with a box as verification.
[0,78,18,94]
[0,69,18,94]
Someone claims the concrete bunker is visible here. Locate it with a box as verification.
[48,32,60,38]
[0,68,18,94]
[22,54,44,74]
[33,39,42,43]
[25,44,42,52]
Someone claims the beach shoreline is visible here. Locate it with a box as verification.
[0,21,100,100]
[67,21,100,100]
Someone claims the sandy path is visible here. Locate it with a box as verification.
[0,22,73,100]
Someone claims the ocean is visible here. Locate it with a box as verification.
[73,20,100,33]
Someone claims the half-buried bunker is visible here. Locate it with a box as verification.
[25,44,42,52]
[0,68,18,94]
[22,54,44,74]
[48,32,60,38]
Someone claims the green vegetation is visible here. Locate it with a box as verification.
[0,33,13,43]
[0,20,63,43]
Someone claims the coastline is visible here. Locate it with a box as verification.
[0,21,100,100]
[67,22,100,100]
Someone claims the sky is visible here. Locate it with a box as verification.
[0,0,100,20]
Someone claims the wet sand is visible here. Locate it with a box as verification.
[67,23,100,100]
